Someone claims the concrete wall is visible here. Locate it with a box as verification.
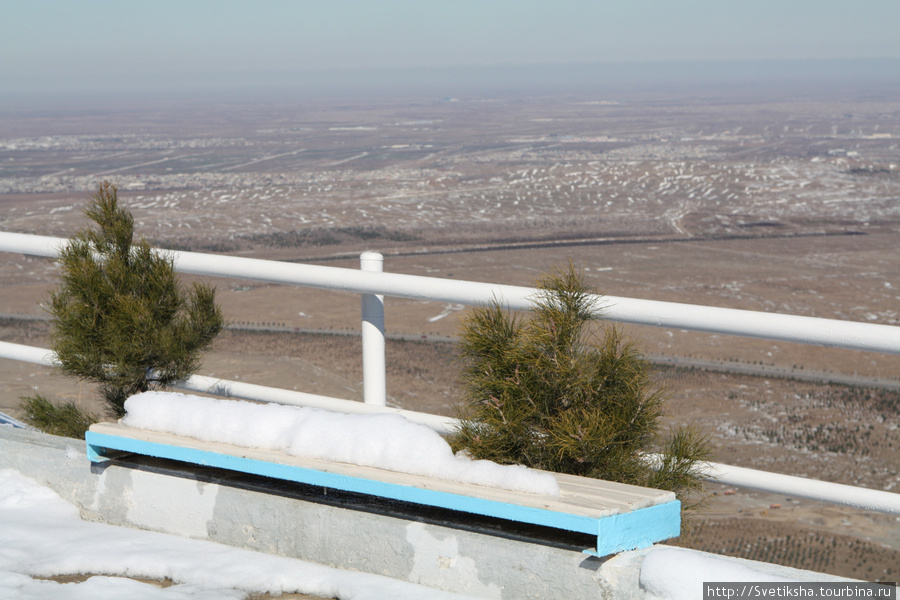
[0,426,852,599]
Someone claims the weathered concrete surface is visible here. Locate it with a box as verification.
[0,426,852,599]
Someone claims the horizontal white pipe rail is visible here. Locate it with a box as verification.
[5,343,899,516]
[703,461,900,516]
[0,340,58,366]
[0,341,455,434]
[3,231,900,355]
[5,338,900,515]
[177,374,454,433]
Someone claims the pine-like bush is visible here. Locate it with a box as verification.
[38,181,225,421]
[450,264,710,507]
[19,394,96,440]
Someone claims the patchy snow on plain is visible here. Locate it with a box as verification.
[120,392,561,496]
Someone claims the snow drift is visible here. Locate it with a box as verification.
[120,391,560,496]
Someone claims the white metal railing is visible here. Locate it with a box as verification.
[2,230,900,516]
[4,232,900,356]
[0,340,456,433]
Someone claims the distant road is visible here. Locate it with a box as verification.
[645,353,900,391]
[226,325,900,390]
[220,148,306,171]
[4,315,897,391]
[298,229,867,264]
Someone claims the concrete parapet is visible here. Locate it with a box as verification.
[0,426,853,599]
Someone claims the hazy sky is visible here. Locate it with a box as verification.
[3,0,899,97]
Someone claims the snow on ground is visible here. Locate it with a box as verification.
[640,547,798,600]
[121,392,561,496]
[0,468,480,600]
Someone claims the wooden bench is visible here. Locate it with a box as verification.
[86,422,680,557]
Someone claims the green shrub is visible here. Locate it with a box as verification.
[20,394,97,439]
[450,264,711,508]
[31,181,224,424]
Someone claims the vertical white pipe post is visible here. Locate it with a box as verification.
[360,252,386,406]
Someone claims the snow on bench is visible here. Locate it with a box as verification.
[85,392,680,557]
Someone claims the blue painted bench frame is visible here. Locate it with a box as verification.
[86,425,680,557]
